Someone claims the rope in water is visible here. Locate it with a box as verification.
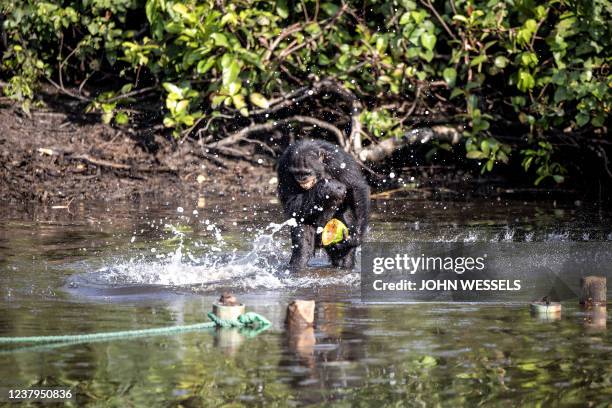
[0,312,271,344]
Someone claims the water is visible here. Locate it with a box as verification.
[0,198,611,406]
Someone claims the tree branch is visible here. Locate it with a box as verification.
[358,125,462,162]
[207,114,346,149]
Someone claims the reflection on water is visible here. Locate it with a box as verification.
[0,198,611,406]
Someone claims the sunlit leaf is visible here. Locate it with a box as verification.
[443,67,456,86]
[249,93,270,109]
[420,32,436,51]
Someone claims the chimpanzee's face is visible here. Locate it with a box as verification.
[289,149,326,190]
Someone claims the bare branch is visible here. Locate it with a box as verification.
[358,125,462,162]
[419,0,459,42]
[207,114,347,149]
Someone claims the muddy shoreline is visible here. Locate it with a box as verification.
[0,102,278,204]
[0,97,604,206]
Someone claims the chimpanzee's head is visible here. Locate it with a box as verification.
[289,145,327,190]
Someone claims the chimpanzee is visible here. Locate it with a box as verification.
[277,140,370,270]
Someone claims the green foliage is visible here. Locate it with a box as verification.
[1,0,610,183]
[521,141,567,185]
[361,108,404,140]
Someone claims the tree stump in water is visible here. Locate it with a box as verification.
[579,276,607,306]
[286,300,315,328]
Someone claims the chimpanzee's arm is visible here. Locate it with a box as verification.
[281,179,346,224]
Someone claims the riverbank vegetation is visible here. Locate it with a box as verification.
[1,0,610,190]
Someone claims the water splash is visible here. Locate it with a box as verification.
[81,218,358,291]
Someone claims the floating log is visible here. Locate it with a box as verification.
[579,276,607,306]
[286,300,315,328]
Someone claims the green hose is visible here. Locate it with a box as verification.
[0,311,271,345]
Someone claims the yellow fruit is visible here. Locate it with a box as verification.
[321,218,349,246]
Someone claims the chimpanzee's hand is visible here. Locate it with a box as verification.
[330,228,361,253]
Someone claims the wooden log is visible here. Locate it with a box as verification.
[286,300,315,328]
[579,276,607,306]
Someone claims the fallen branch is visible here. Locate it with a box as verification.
[357,125,462,162]
[45,77,91,102]
[36,147,176,173]
[69,153,131,170]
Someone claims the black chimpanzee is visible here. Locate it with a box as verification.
[277,140,370,270]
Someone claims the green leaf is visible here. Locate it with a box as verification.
[197,57,216,74]
[305,23,321,35]
[232,94,246,110]
[466,151,487,159]
[276,0,289,18]
[450,88,464,99]
[87,22,99,35]
[172,4,189,15]
[470,54,487,67]
[494,56,509,68]
[591,114,605,127]
[211,33,230,48]
[552,175,565,183]
[420,32,436,51]
[321,3,339,16]
[227,81,241,96]
[443,67,457,87]
[211,94,226,109]
[575,112,589,127]
[172,4,196,24]
[554,87,568,103]
[376,36,388,54]
[497,150,509,164]
[519,52,538,68]
[221,56,240,87]
[517,70,535,92]
[163,82,183,98]
[102,111,113,124]
[480,140,490,156]
[163,117,175,127]
[120,83,133,94]
[249,93,270,109]
[115,111,129,125]
[175,100,189,114]
[419,49,434,62]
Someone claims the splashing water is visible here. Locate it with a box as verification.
[77,217,359,291]
[68,211,609,294]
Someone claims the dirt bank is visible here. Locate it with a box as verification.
[0,90,597,206]
[0,100,278,204]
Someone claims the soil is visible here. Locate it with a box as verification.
[0,99,278,204]
[0,90,601,206]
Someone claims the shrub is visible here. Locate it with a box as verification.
[1,0,610,184]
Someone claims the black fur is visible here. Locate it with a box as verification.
[277,140,370,270]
